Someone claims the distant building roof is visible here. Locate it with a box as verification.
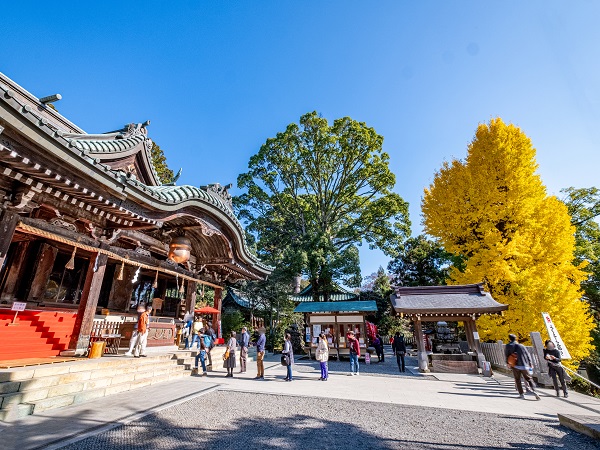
[294,300,377,314]
[291,284,359,303]
[390,283,507,317]
[223,289,251,309]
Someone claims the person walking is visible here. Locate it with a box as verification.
[135,305,152,357]
[191,339,208,376]
[348,331,360,375]
[224,331,237,377]
[544,340,568,398]
[315,332,329,381]
[125,305,145,357]
[190,316,203,349]
[239,326,250,373]
[392,332,406,372]
[282,333,294,381]
[505,334,540,400]
[374,334,385,363]
[255,327,266,379]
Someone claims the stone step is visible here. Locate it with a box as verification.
[0,355,192,420]
[27,367,189,416]
[0,358,182,399]
[0,353,176,383]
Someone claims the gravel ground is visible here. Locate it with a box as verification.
[60,391,597,450]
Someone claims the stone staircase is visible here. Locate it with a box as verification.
[0,346,258,422]
[0,352,192,422]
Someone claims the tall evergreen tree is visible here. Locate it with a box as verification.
[151,142,174,184]
[422,118,594,362]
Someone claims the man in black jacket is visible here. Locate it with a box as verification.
[505,334,540,400]
[392,332,407,372]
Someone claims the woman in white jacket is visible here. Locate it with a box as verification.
[315,332,329,381]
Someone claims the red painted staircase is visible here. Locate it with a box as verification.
[0,309,77,360]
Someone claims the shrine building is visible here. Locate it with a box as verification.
[0,72,271,360]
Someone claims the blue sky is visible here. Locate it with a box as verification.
[1,1,599,280]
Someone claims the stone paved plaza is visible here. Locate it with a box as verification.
[2,350,600,450]
[60,390,598,450]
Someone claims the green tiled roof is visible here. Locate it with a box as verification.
[294,301,377,313]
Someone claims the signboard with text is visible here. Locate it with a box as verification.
[11,302,26,312]
[542,312,571,360]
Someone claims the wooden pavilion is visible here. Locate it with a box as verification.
[0,72,271,360]
[390,283,507,372]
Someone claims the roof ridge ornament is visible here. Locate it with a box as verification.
[201,183,233,210]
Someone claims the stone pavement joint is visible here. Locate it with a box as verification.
[1,351,600,449]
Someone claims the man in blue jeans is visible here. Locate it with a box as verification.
[192,340,208,376]
[348,331,360,375]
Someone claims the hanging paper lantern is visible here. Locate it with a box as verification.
[168,236,192,264]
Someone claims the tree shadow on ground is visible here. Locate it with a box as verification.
[54,390,598,450]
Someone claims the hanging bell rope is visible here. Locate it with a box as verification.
[65,246,77,270]
[152,270,159,289]
[179,279,185,295]
[116,260,125,281]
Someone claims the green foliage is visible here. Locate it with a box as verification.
[151,142,174,184]
[235,111,410,301]
[387,235,452,287]
[221,310,249,339]
[562,187,600,312]
[562,187,600,384]
[361,266,393,324]
[378,315,411,337]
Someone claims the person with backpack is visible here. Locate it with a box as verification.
[315,332,329,381]
[505,334,540,400]
[190,316,203,349]
[373,334,385,363]
[544,340,568,398]
[348,331,360,376]
[392,332,407,372]
[191,339,208,376]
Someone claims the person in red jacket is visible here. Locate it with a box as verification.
[348,331,360,375]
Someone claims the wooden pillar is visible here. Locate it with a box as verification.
[464,319,476,351]
[184,281,196,316]
[213,286,222,340]
[0,211,18,271]
[67,253,108,355]
[27,243,58,302]
[414,317,429,372]
[471,318,486,369]
[107,265,136,311]
[0,240,31,302]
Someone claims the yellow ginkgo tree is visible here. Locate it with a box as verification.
[422,118,594,363]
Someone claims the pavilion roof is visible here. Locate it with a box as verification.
[290,283,359,303]
[390,283,507,317]
[294,300,377,314]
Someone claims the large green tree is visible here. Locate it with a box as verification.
[562,187,600,382]
[387,235,452,287]
[235,112,410,301]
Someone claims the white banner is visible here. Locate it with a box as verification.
[541,312,571,360]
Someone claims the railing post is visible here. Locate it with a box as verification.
[530,331,552,386]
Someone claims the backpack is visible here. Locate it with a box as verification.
[507,352,518,368]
